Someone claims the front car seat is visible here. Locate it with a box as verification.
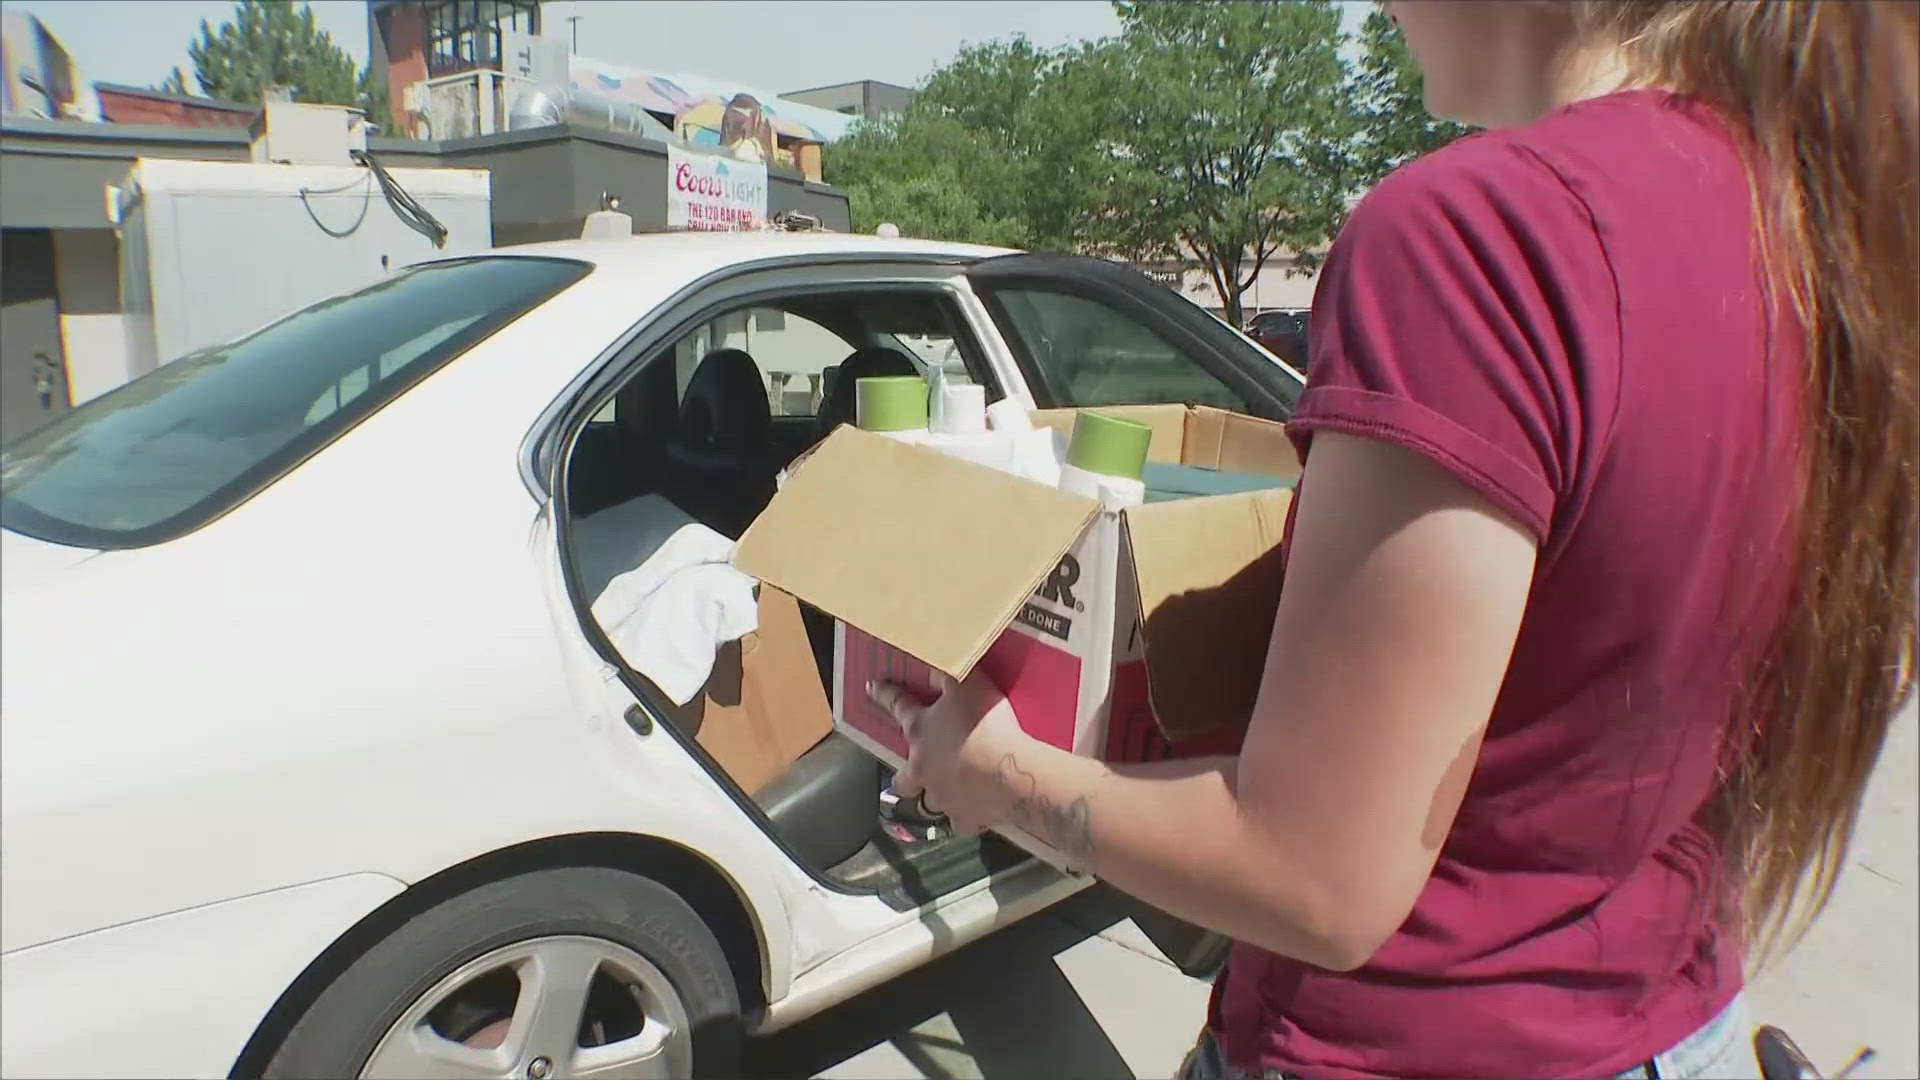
[662,348,776,538]
[815,346,920,439]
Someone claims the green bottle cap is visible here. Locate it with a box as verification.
[855,375,929,432]
[1066,410,1152,481]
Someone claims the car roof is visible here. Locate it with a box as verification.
[459,231,1018,283]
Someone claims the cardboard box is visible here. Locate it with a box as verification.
[659,586,834,797]
[735,406,1296,858]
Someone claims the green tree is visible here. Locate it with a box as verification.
[827,112,1032,247]
[910,37,1115,252]
[1074,0,1357,324]
[158,0,391,130]
[829,1,1363,325]
[1349,9,1470,185]
[826,36,1094,250]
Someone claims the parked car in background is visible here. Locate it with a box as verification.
[1246,307,1312,371]
[1,232,1303,1080]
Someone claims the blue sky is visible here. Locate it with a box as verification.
[28,0,1374,98]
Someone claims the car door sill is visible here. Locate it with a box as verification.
[746,857,1093,1035]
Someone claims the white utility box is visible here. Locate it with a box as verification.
[248,101,372,165]
[113,157,492,379]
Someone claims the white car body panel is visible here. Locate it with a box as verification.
[2,233,1284,1074]
[0,873,405,1079]
[760,858,1088,1032]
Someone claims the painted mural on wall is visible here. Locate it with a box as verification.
[569,57,853,181]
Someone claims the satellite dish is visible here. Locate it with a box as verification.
[876,222,901,239]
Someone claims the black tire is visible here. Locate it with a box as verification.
[264,867,744,1079]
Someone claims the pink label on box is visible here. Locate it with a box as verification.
[979,624,1082,750]
[842,624,1084,754]
[839,628,925,761]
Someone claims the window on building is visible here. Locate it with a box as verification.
[425,0,542,78]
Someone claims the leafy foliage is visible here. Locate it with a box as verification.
[830,2,1363,323]
[158,1,390,130]
[1071,0,1357,323]
[826,37,1093,252]
[1348,9,1472,186]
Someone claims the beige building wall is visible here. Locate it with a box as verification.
[1132,248,1322,320]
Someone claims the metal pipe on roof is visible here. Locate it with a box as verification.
[506,85,676,143]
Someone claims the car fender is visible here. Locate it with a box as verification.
[0,872,405,1080]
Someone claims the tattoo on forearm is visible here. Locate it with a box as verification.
[998,753,1095,868]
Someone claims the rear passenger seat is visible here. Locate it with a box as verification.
[658,348,781,539]
[814,346,919,440]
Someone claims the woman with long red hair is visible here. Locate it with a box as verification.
[870,2,1918,1076]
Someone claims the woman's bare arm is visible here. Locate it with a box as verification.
[881,432,1538,970]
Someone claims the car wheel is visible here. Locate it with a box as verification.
[264,867,743,1079]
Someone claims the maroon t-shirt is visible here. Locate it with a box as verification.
[1210,90,1802,1078]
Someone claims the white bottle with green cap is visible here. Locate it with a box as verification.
[1058,411,1152,508]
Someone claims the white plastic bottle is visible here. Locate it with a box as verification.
[985,398,1065,488]
[856,379,1071,489]
[924,383,1020,473]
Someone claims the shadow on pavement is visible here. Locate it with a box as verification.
[747,887,1144,1079]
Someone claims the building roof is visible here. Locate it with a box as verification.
[92,83,257,114]
[1,114,852,234]
[783,78,915,98]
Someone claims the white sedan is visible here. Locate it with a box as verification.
[0,231,1302,1079]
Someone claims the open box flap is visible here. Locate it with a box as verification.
[1122,487,1293,741]
[734,427,1099,678]
[1181,407,1301,478]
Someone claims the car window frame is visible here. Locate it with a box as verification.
[667,304,861,420]
[983,287,1252,414]
[965,255,1300,420]
[519,254,992,498]
[537,267,1022,902]
[660,294,988,422]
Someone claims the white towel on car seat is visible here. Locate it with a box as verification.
[578,496,759,707]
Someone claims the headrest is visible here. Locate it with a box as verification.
[679,348,771,450]
[818,346,919,431]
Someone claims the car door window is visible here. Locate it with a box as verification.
[888,331,970,386]
[988,287,1247,411]
[672,307,851,417]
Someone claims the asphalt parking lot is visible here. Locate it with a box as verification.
[753,698,1920,1080]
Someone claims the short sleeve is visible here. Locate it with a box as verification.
[1292,136,1619,544]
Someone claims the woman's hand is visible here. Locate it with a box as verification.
[867,670,1033,836]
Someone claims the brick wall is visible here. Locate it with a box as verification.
[379,4,429,137]
[96,87,254,129]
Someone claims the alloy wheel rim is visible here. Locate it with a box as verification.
[360,934,692,1079]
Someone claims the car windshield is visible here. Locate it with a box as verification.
[0,256,589,551]
[1254,311,1308,336]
